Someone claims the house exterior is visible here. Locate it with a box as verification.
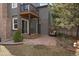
[0,3,49,42]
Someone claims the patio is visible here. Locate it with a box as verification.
[0,35,75,56]
[0,35,57,46]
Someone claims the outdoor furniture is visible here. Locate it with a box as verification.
[49,30,57,36]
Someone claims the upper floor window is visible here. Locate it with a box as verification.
[12,17,18,30]
[12,3,17,8]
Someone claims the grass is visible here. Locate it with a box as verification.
[4,44,75,56]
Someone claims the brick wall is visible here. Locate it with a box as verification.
[0,4,11,41]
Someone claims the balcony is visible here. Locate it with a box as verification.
[20,3,39,18]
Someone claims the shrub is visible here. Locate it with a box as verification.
[13,31,23,42]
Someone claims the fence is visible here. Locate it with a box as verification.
[57,28,77,37]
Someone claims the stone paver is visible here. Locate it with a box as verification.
[24,35,57,46]
[0,45,12,56]
[0,35,57,56]
[0,35,57,46]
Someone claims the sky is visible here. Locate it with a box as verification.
[40,3,48,6]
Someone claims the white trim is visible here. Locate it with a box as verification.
[27,20,29,34]
[12,17,18,30]
[36,23,38,33]
[12,3,17,8]
[28,5,30,12]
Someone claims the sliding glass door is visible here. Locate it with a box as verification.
[30,20,38,34]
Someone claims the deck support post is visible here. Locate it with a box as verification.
[29,14,31,35]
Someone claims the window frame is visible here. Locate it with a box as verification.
[22,19,29,34]
[12,3,17,8]
[12,17,18,30]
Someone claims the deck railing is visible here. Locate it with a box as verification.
[20,3,38,16]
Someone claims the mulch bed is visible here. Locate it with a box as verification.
[63,46,76,52]
[56,38,76,52]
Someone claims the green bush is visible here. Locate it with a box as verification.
[13,31,23,42]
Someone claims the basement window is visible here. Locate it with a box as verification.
[12,17,18,30]
[12,3,17,8]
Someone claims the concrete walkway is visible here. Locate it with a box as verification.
[24,35,57,46]
[0,45,12,56]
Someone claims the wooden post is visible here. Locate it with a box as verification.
[29,14,31,35]
[37,9,39,34]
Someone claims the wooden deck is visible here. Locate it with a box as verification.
[20,12,39,19]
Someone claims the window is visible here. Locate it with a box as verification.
[12,17,18,30]
[24,4,28,10]
[12,3,17,8]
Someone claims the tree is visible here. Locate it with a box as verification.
[49,3,79,37]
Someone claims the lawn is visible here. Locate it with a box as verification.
[4,44,75,56]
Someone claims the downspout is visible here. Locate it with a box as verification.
[48,4,51,35]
